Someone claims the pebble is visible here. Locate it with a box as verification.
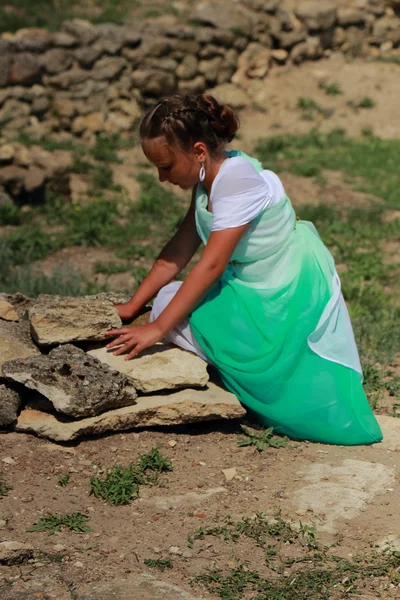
[2,457,15,465]
[168,440,177,447]
[53,544,66,552]
[222,467,237,482]
[194,512,207,519]
[169,546,182,555]
[74,561,84,568]
[182,550,193,559]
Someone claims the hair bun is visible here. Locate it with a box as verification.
[197,94,239,143]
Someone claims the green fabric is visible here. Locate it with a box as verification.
[189,151,382,445]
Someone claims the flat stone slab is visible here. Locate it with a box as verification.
[376,415,400,451]
[88,343,209,392]
[29,295,122,345]
[0,320,40,369]
[0,541,35,565]
[3,344,137,418]
[293,459,396,532]
[15,382,246,441]
[79,572,207,600]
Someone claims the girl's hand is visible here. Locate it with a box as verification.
[104,322,164,360]
[114,302,137,321]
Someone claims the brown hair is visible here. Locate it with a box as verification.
[139,94,239,154]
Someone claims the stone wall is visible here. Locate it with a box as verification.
[0,0,399,142]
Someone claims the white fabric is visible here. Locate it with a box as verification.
[150,282,210,362]
[210,157,285,231]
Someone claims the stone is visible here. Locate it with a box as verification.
[271,48,289,63]
[191,2,254,37]
[108,98,141,120]
[0,541,35,565]
[0,293,34,318]
[176,55,198,80]
[0,301,19,322]
[53,32,78,48]
[92,56,127,80]
[29,295,122,345]
[105,112,136,133]
[16,382,246,441]
[14,29,53,52]
[337,8,366,27]
[0,165,27,197]
[131,69,176,97]
[62,19,99,46]
[232,43,271,86]
[122,29,142,48]
[87,343,209,393]
[9,53,42,85]
[178,75,207,94]
[74,46,104,68]
[198,56,223,82]
[24,165,46,193]
[295,1,337,31]
[3,344,137,419]
[46,67,87,90]
[0,145,14,164]
[72,112,105,135]
[0,55,12,87]
[210,83,251,109]
[0,382,21,427]
[294,459,395,532]
[278,28,308,49]
[0,99,30,127]
[30,95,50,116]
[222,467,238,482]
[78,572,207,600]
[39,48,73,74]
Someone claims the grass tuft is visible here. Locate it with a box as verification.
[28,512,91,536]
[237,425,290,451]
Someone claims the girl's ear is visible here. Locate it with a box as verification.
[193,142,207,163]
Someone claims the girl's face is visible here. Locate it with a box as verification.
[142,136,204,190]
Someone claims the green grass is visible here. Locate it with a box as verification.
[255,128,400,206]
[296,97,334,119]
[318,81,342,96]
[89,446,173,506]
[349,96,376,109]
[189,513,400,599]
[58,474,70,487]
[28,512,91,535]
[0,0,141,33]
[0,474,12,497]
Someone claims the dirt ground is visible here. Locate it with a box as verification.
[1,56,400,599]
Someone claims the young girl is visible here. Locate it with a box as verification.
[105,94,382,446]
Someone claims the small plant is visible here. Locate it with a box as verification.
[28,512,91,536]
[144,558,173,572]
[296,97,333,119]
[0,473,12,497]
[90,464,144,506]
[237,425,290,451]
[392,403,400,417]
[349,96,376,109]
[58,474,70,487]
[90,447,173,506]
[318,80,342,96]
[94,261,131,275]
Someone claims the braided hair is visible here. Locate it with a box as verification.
[139,94,239,154]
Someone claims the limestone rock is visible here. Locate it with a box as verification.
[176,55,198,80]
[0,541,35,565]
[209,83,250,109]
[9,53,42,86]
[16,382,246,441]
[296,1,337,31]
[3,344,137,418]
[0,293,34,317]
[39,48,73,75]
[29,295,122,345]
[0,301,19,322]
[0,382,21,427]
[0,320,40,370]
[191,2,254,37]
[87,343,209,393]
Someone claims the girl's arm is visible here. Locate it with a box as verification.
[116,187,201,319]
[106,222,249,358]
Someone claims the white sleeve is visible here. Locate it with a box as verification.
[211,158,280,231]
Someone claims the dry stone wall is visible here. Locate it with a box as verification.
[0,0,399,141]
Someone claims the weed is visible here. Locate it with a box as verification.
[349,96,376,109]
[238,425,290,451]
[361,126,374,137]
[90,464,145,506]
[2,227,63,265]
[0,474,12,497]
[28,512,91,536]
[90,446,173,506]
[296,97,333,119]
[144,558,173,572]
[392,403,400,417]
[0,201,24,226]
[138,446,173,475]
[318,81,342,96]
[58,474,70,487]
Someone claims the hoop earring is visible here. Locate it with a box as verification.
[199,162,206,183]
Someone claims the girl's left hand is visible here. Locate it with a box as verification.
[104,322,164,360]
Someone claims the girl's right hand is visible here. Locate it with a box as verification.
[114,302,136,321]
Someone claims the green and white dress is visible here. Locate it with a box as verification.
[151,151,383,445]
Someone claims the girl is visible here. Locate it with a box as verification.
[105,94,382,446]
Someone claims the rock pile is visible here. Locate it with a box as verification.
[0,293,245,442]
